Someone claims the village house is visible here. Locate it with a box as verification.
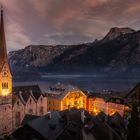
[12,108,124,140]
[87,95,126,116]
[0,6,138,139]
[12,85,47,130]
[46,83,87,111]
[12,93,25,130]
[107,97,125,116]
[126,83,140,105]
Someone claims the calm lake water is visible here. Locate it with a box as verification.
[13,74,139,92]
[41,74,139,91]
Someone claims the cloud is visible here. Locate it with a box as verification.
[6,23,32,51]
[28,0,140,43]
[0,0,140,51]
[43,31,95,45]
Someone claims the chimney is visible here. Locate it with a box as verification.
[30,90,33,94]
[47,112,51,119]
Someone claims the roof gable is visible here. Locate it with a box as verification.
[13,85,43,103]
[26,94,37,104]
[46,83,84,100]
[12,95,25,107]
[126,83,140,98]
[0,62,12,77]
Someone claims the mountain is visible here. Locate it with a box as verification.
[9,45,72,67]
[9,27,140,75]
[102,27,135,42]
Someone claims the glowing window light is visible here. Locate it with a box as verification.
[109,111,116,116]
[62,91,86,110]
[1,90,10,96]
[93,107,100,115]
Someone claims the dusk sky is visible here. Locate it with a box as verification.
[1,0,140,51]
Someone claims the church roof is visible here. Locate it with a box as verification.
[0,9,8,72]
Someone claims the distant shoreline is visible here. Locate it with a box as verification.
[13,73,140,92]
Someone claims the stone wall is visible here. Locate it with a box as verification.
[12,95,48,130]
[12,98,25,130]
[25,96,37,115]
[36,95,47,116]
[108,102,124,116]
[0,103,12,135]
[47,98,61,111]
[87,97,125,116]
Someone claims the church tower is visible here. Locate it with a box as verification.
[0,8,12,135]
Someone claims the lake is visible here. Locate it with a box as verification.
[13,73,139,92]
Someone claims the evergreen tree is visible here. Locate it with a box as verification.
[127,99,139,140]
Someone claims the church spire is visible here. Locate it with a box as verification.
[0,7,8,70]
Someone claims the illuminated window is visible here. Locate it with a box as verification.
[2,82,8,89]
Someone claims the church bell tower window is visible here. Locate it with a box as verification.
[2,82,8,89]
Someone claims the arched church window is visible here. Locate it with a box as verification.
[2,82,8,89]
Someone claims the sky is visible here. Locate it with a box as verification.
[1,0,140,51]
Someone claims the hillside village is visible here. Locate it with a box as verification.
[0,5,140,140]
[0,82,139,140]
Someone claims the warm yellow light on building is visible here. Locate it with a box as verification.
[109,111,116,116]
[1,90,10,97]
[62,91,86,110]
[93,107,100,115]
[0,80,12,97]
[93,108,97,113]
[124,106,130,111]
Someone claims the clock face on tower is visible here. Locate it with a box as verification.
[2,70,8,77]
